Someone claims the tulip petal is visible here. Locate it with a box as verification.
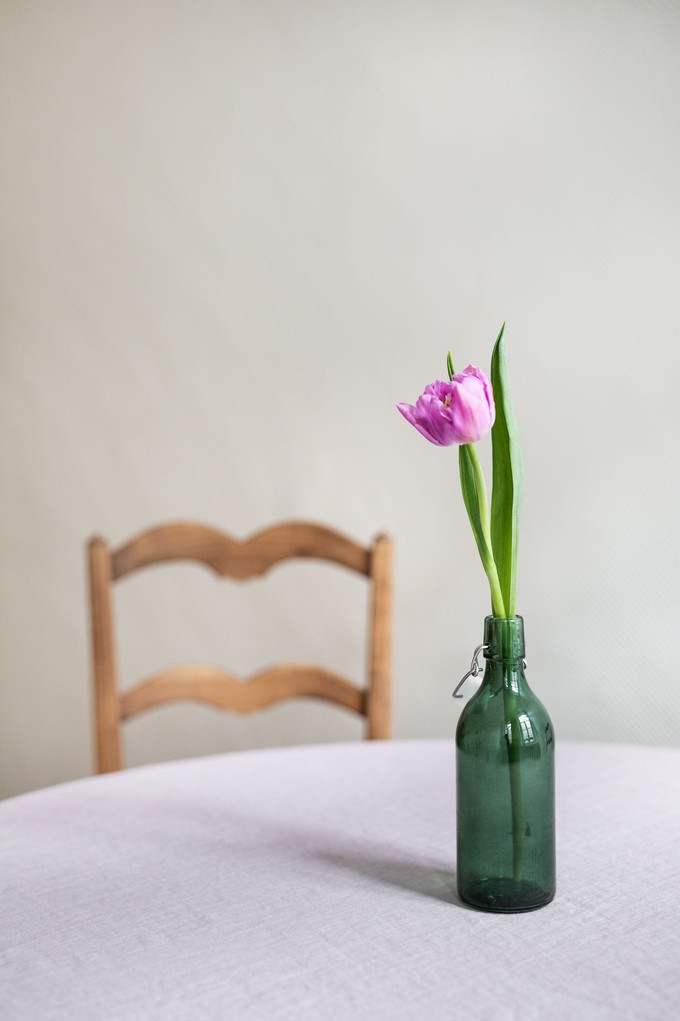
[396,402,449,445]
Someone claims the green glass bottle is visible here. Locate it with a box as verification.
[456,616,555,912]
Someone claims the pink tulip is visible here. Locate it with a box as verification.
[396,365,495,446]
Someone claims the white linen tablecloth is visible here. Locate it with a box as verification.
[2,739,679,1020]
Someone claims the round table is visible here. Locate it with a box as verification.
[2,740,679,1020]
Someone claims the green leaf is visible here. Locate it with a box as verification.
[490,323,523,617]
[446,351,455,381]
[459,444,506,618]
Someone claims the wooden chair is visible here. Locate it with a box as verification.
[87,521,393,772]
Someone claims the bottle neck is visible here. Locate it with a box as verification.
[483,616,525,662]
[482,616,527,692]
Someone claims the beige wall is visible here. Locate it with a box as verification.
[2,0,679,798]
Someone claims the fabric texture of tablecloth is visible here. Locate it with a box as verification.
[1,739,679,1020]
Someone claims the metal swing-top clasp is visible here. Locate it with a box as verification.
[453,643,528,699]
[452,644,488,699]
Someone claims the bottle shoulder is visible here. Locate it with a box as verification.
[455,674,554,746]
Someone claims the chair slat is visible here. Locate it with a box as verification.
[120,664,366,718]
[112,521,371,580]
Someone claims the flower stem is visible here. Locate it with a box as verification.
[465,444,507,618]
[502,679,526,881]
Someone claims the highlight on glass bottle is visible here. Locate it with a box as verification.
[455,616,555,912]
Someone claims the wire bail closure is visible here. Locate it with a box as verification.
[453,643,528,699]
[452,644,488,699]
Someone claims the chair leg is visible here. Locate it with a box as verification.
[367,534,393,740]
[88,537,123,772]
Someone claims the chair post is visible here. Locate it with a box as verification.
[88,537,123,772]
[366,533,393,740]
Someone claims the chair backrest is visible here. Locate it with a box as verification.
[87,520,393,772]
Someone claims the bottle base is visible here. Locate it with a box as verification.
[458,878,555,913]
